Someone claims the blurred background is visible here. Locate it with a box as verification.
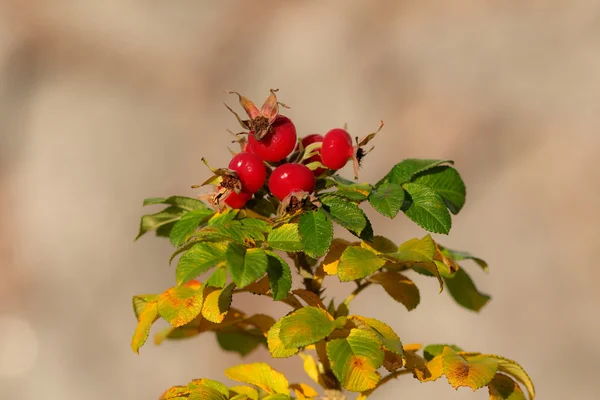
[1,1,599,399]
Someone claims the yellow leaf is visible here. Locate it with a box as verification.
[488,374,527,400]
[267,319,299,358]
[321,238,351,275]
[299,353,322,386]
[369,271,420,311]
[229,385,258,400]
[131,301,158,354]
[443,347,498,391]
[158,281,204,327]
[403,343,423,352]
[326,329,383,392]
[201,283,235,323]
[225,362,289,394]
[290,383,319,398]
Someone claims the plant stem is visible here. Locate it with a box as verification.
[343,281,371,306]
[360,369,412,398]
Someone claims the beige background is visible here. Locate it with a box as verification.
[1,1,599,399]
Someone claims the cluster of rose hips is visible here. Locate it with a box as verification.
[201,90,381,211]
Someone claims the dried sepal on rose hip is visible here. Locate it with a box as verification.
[277,191,321,216]
[224,88,289,140]
[321,120,384,179]
[194,154,266,210]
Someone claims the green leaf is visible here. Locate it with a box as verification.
[143,196,208,211]
[423,344,463,361]
[188,387,228,400]
[326,328,384,392]
[298,209,333,258]
[158,282,204,327]
[225,363,289,394]
[137,206,186,240]
[169,209,215,247]
[402,183,452,234]
[443,347,498,391]
[267,224,303,252]
[351,316,404,356]
[216,327,265,357]
[334,181,372,201]
[413,166,466,214]
[267,319,299,358]
[206,266,227,288]
[227,245,269,288]
[444,268,491,312]
[380,159,454,186]
[337,246,386,282]
[279,307,336,348]
[368,183,405,218]
[176,242,228,286]
[320,195,368,235]
[439,245,489,272]
[265,251,292,301]
[393,235,436,261]
[208,209,238,226]
[488,374,527,400]
[369,271,420,311]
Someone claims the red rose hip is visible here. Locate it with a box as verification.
[224,190,252,209]
[228,152,266,193]
[268,163,316,201]
[248,115,297,162]
[321,128,354,170]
